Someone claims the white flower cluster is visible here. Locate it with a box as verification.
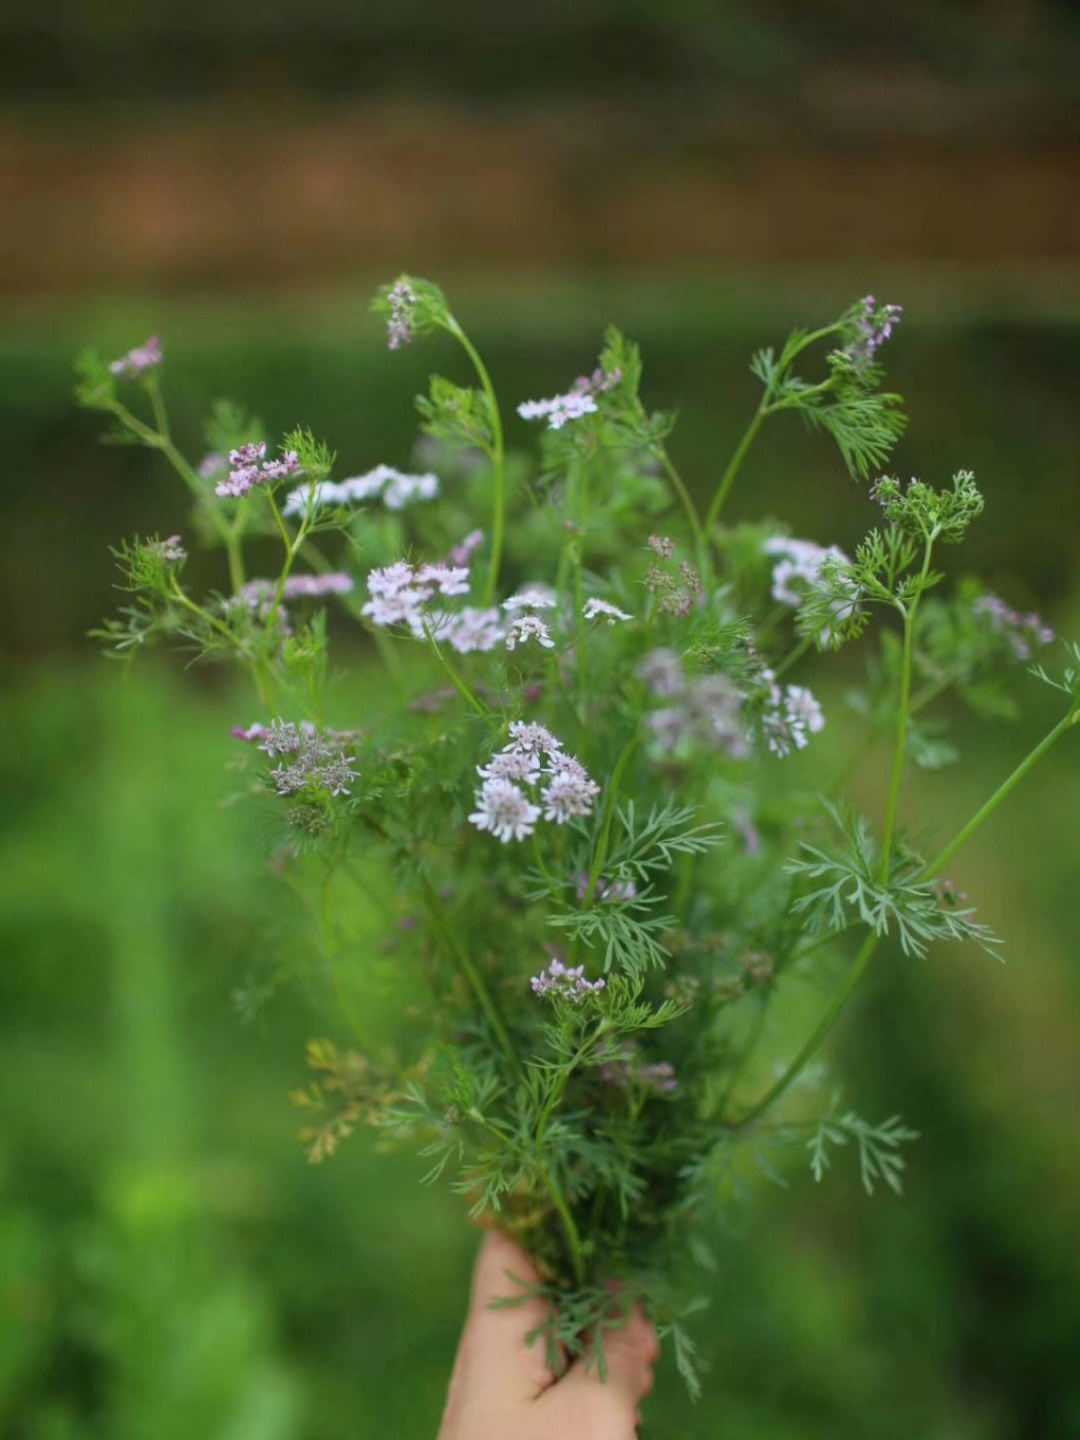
[973,593,1055,661]
[637,649,752,759]
[760,678,825,757]
[363,563,633,656]
[762,535,861,646]
[216,443,300,499]
[530,956,606,1002]
[282,465,439,517]
[762,535,851,605]
[468,722,599,843]
[236,573,354,607]
[517,389,598,430]
[362,560,470,636]
[637,648,825,760]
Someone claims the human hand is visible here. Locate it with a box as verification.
[437,1230,659,1440]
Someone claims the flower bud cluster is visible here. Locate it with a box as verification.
[150,534,186,564]
[216,442,300,499]
[844,296,903,367]
[529,956,606,1002]
[469,723,599,843]
[109,336,162,379]
[232,720,359,799]
[385,280,416,350]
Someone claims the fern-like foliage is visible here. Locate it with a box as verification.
[807,1109,920,1195]
[787,803,1001,960]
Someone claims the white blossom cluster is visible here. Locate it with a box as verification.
[282,466,439,517]
[637,648,824,759]
[762,535,862,645]
[529,956,606,1001]
[762,535,851,605]
[637,649,752,758]
[362,560,471,636]
[363,563,633,656]
[759,677,825,757]
[468,722,599,843]
[517,389,598,429]
[230,719,359,797]
[973,593,1055,661]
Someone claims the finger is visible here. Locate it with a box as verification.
[559,1302,659,1410]
[453,1230,560,1398]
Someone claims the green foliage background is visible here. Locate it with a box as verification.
[3,5,1080,1435]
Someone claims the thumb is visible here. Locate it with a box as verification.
[555,1301,659,1417]
[449,1230,560,1399]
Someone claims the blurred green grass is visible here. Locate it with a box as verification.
[3,276,1080,1437]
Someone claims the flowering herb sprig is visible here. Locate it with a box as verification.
[82,283,1077,1396]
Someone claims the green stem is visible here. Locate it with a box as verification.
[924,705,1080,879]
[423,624,492,719]
[734,928,880,1129]
[418,876,520,1076]
[654,447,706,572]
[445,316,505,606]
[534,1029,600,1286]
[584,734,641,906]
[544,1171,587,1286]
[109,396,247,593]
[878,538,933,880]
[716,990,771,1123]
[772,633,814,681]
[704,400,767,537]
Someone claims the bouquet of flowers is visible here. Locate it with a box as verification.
[77,280,1078,1391]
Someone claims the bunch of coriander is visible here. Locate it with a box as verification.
[79,281,1079,1390]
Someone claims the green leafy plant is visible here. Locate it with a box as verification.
[80,286,1078,1396]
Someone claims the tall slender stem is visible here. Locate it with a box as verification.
[418,876,519,1076]
[654,447,706,573]
[704,400,767,537]
[924,705,1079,879]
[734,929,880,1129]
[446,317,506,606]
[879,538,933,880]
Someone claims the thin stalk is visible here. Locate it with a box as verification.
[735,928,880,1129]
[878,538,933,879]
[446,316,505,606]
[584,734,642,906]
[654,447,706,572]
[109,395,246,593]
[715,990,771,1123]
[772,633,814,681]
[534,1029,601,1286]
[422,624,492,719]
[418,876,520,1077]
[924,705,1079,879]
[704,400,767,537]
[543,1167,587,1286]
[703,319,841,540]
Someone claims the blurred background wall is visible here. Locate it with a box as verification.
[2,5,1080,1439]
